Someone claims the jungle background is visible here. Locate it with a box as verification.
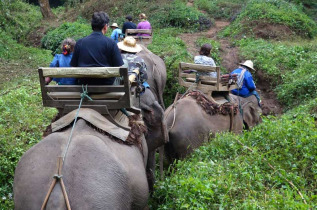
[0,0,317,209]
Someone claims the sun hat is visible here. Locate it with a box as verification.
[117,36,142,53]
[240,60,255,71]
[110,23,119,28]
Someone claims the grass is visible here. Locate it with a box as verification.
[150,114,317,209]
[237,38,317,108]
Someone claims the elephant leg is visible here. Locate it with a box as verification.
[146,150,156,193]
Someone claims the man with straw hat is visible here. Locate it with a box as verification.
[110,23,122,43]
[231,60,261,106]
[118,36,148,87]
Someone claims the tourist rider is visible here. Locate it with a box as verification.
[230,60,261,106]
[45,38,77,85]
[194,43,217,77]
[137,13,151,36]
[117,36,148,88]
[110,23,122,43]
[122,15,137,36]
[70,11,124,85]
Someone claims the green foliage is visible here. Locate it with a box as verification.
[150,0,212,31]
[151,114,317,209]
[0,30,52,66]
[221,0,317,39]
[148,28,192,106]
[0,79,57,209]
[194,0,248,20]
[238,38,317,108]
[0,0,42,42]
[195,37,222,67]
[41,21,91,54]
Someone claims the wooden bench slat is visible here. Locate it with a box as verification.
[45,85,126,92]
[186,78,217,85]
[180,62,218,72]
[47,92,125,100]
[40,67,121,78]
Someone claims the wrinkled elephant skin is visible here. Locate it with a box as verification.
[137,45,167,109]
[164,97,244,160]
[14,119,149,209]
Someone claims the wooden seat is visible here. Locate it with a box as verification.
[125,29,152,46]
[39,67,140,116]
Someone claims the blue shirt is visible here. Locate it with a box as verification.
[70,31,124,85]
[231,68,256,97]
[49,53,77,85]
[111,28,122,43]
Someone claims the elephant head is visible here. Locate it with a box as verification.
[230,94,262,129]
[138,88,169,152]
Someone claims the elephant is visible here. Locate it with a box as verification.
[14,88,168,209]
[164,91,261,161]
[137,45,167,109]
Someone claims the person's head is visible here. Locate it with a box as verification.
[199,44,212,56]
[61,38,76,55]
[91,11,109,32]
[139,13,147,20]
[126,15,133,21]
[110,23,119,29]
[117,36,142,54]
[240,60,255,71]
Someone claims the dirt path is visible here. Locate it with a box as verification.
[178,20,283,115]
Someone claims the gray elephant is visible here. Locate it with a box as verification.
[137,45,167,109]
[14,88,168,209]
[164,91,261,160]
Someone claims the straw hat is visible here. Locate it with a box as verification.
[117,37,142,53]
[240,60,255,71]
[110,23,119,28]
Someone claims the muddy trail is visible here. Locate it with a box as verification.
[178,20,283,115]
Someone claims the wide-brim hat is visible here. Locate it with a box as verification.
[240,60,255,71]
[110,23,119,28]
[117,36,142,53]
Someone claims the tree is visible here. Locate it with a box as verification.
[38,0,55,19]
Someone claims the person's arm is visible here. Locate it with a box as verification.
[244,72,256,91]
[49,54,59,67]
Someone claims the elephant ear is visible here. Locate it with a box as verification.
[242,98,262,130]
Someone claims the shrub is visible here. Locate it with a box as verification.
[194,0,248,20]
[0,0,42,42]
[150,114,317,209]
[41,21,91,55]
[220,0,317,39]
[238,38,317,108]
[150,0,213,31]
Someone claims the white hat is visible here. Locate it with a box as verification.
[117,37,142,53]
[240,60,255,71]
[110,23,119,28]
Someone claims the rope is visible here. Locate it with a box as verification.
[62,84,92,162]
[41,85,92,210]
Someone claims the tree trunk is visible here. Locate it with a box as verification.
[38,0,55,19]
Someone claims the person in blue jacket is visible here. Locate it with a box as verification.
[45,38,77,85]
[231,60,261,106]
[110,23,122,43]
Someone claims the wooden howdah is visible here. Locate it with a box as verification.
[125,29,152,46]
[178,62,238,102]
[38,67,140,117]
